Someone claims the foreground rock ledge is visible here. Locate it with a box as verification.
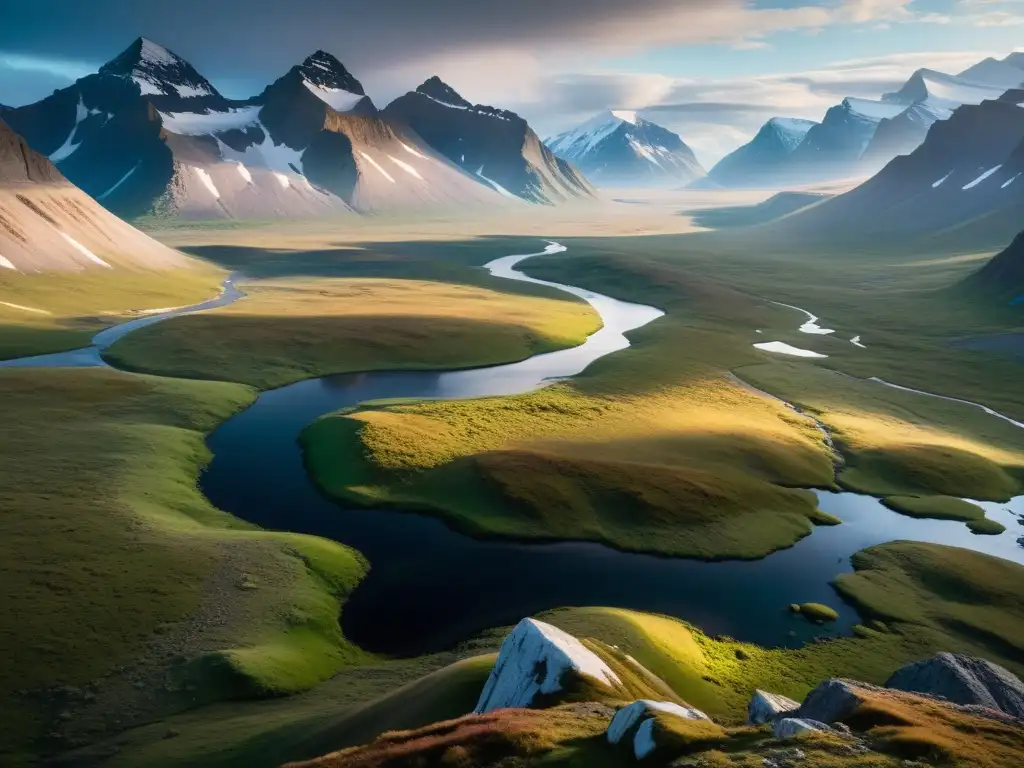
[475,618,622,713]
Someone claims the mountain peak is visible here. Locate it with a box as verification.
[416,76,472,108]
[298,50,365,95]
[99,37,219,99]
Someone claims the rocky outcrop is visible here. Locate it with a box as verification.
[796,679,869,724]
[885,653,1024,718]
[475,619,622,713]
[383,77,594,204]
[748,690,800,725]
[607,700,712,759]
[772,717,833,739]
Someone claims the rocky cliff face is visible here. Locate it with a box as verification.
[383,77,595,204]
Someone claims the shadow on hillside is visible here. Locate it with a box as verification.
[179,237,577,300]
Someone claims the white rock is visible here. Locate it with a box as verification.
[475,618,621,713]
[748,690,801,725]
[607,700,710,745]
[773,717,832,739]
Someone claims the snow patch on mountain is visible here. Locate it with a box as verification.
[97,162,141,201]
[193,167,221,199]
[962,165,1002,190]
[388,155,423,179]
[476,167,518,199]
[158,106,260,135]
[360,151,395,183]
[60,233,111,268]
[400,141,427,159]
[932,171,953,188]
[234,162,252,183]
[767,117,817,151]
[301,80,365,112]
[216,125,305,176]
[50,97,107,163]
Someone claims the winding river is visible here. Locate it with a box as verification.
[4,243,1023,657]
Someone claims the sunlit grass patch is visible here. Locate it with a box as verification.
[105,277,601,388]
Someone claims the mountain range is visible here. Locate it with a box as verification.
[547,110,706,187]
[707,52,1024,188]
[1,38,595,220]
[762,87,1024,247]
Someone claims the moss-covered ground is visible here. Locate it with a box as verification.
[302,234,1024,558]
[104,276,600,389]
[0,369,368,766]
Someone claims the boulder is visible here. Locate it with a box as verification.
[475,618,621,713]
[885,653,1024,718]
[748,690,800,725]
[773,717,833,739]
[607,699,711,759]
[796,679,866,723]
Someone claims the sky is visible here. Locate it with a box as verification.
[1,0,1022,165]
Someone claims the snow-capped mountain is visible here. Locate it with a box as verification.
[705,117,817,187]
[547,111,705,187]
[3,39,527,219]
[0,118,188,271]
[383,77,594,204]
[777,97,907,181]
[860,62,1024,168]
[98,37,226,108]
[709,53,1024,189]
[768,88,1024,247]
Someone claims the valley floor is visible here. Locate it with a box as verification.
[2,190,1023,766]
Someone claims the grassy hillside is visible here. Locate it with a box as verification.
[105,277,600,389]
[0,369,368,766]
[0,265,225,359]
[302,239,1024,558]
[56,540,1024,767]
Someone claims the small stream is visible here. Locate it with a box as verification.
[4,245,1023,657]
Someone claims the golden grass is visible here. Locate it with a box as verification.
[0,265,226,358]
[739,363,1024,501]
[846,687,1024,768]
[305,372,840,559]
[105,277,601,389]
[285,705,609,768]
